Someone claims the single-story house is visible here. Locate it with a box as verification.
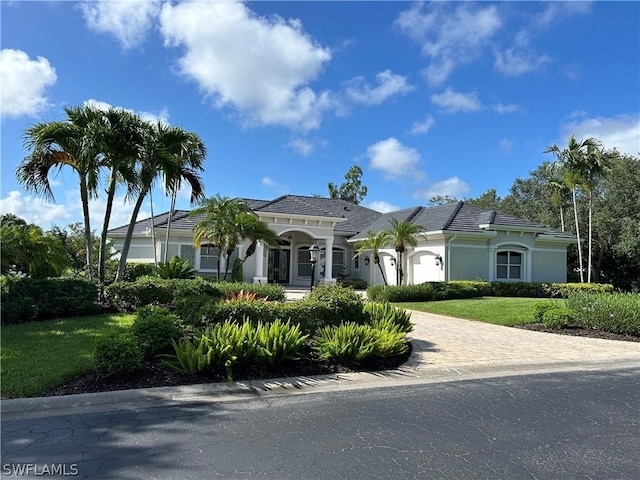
[107,195,576,286]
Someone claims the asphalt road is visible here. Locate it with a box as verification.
[2,368,639,479]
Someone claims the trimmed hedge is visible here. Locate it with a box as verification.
[215,282,286,302]
[1,276,101,324]
[367,281,615,303]
[337,278,368,290]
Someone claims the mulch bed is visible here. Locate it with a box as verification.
[45,343,413,397]
[515,324,640,342]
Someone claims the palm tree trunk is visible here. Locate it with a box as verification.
[572,186,584,283]
[163,192,176,262]
[149,189,157,267]
[79,177,94,282]
[376,260,388,286]
[98,169,118,284]
[115,187,148,282]
[560,206,565,232]
[588,193,593,283]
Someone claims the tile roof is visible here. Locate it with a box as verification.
[108,197,573,242]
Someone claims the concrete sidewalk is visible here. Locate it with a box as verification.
[2,310,639,420]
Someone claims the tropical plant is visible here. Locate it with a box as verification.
[17,105,104,281]
[545,134,602,283]
[155,255,196,279]
[388,218,421,285]
[115,123,206,282]
[353,230,392,285]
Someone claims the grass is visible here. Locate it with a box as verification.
[397,297,564,327]
[1,313,134,399]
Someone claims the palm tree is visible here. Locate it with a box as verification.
[543,161,570,232]
[95,107,146,285]
[241,216,281,263]
[190,195,247,281]
[545,135,601,283]
[354,230,392,286]
[17,105,103,281]
[388,218,421,285]
[114,123,206,282]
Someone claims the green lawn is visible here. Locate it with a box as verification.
[397,297,565,327]
[1,313,134,398]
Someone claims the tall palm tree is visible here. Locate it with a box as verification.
[95,108,146,285]
[115,123,206,282]
[388,218,421,285]
[543,161,570,232]
[17,105,103,281]
[545,135,600,283]
[190,195,247,281]
[354,230,392,286]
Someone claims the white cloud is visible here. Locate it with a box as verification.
[366,138,424,181]
[0,49,57,118]
[499,138,514,154]
[494,46,550,76]
[287,139,314,156]
[561,113,640,157]
[160,0,332,132]
[83,98,169,124]
[0,191,70,229]
[395,3,502,85]
[262,177,276,187]
[410,115,435,135]
[431,87,482,114]
[413,176,470,201]
[344,70,414,106]
[493,103,522,114]
[366,201,400,214]
[533,2,592,28]
[79,0,162,50]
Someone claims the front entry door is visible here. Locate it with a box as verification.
[268,249,290,284]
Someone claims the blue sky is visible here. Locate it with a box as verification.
[1,1,638,230]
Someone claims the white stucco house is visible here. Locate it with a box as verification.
[107,195,576,286]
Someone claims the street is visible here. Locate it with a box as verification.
[2,368,639,479]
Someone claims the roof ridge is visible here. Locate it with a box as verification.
[442,201,464,229]
[254,194,288,211]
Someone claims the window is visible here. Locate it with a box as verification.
[353,255,360,270]
[180,245,195,266]
[496,251,522,280]
[200,244,218,270]
[297,247,312,277]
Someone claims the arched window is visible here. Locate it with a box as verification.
[496,251,522,280]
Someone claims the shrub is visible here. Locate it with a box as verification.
[566,292,640,336]
[542,307,575,329]
[337,278,368,290]
[215,282,286,302]
[255,319,308,365]
[364,302,413,333]
[174,295,221,327]
[132,309,183,356]
[161,335,212,375]
[122,262,154,282]
[489,282,549,298]
[155,256,196,279]
[305,284,365,323]
[231,258,244,283]
[533,301,560,323]
[1,276,101,324]
[546,282,615,298]
[313,323,407,362]
[94,334,142,375]
[104,277,222,311]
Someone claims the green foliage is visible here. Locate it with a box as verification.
[231,258,244,282]
[566,292,640,336]
[337,278,368,290]
[162,319,308,380]
[542,307,575,329]
[489,282,549,298]
[215,282,286,301]
[313,323,407,362]
[93,334,142,375]
[132,308,183,356]
[328,165,367,204]
[122,262,155,282]
[305,283,365,323]
[174,295,220,327]
[1,276,101,324]
[533,301,559,323]
[155,255,196,279]
[546,282,614,298]
[104,277,222,311]
[364,302,414,333]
